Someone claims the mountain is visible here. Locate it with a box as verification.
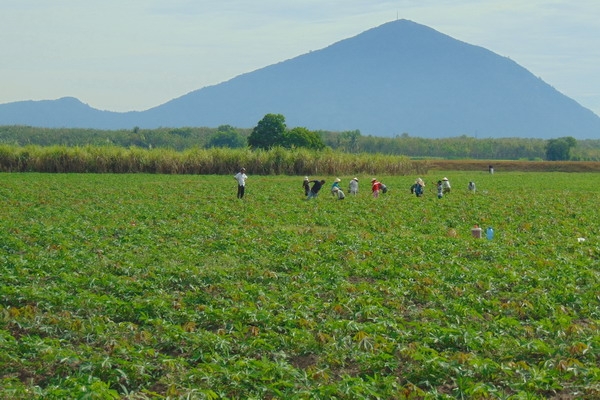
[0,97,142,130]
[1,19,599,139]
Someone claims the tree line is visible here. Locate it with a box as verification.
[1,114,598,160]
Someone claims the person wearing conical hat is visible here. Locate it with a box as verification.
[441,177,451,194]
[332,186,345,200]
[349,177,359,195]
[331,177,341,196]
[414,178,425,197]
[371,178,382,198]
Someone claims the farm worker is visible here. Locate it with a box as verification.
[441,177,451,194]
[331,178,341,196]
[332,187,345,200]
[437,180,443,199]
[349,177,359,195]
[414,178,425,197]
[468,181,476,192]
[379,182,388,194]
[234,167,248,199]
[489,165,494,174]
[371,178,381,198]
[307,179,326,199]
[303,176,310,196]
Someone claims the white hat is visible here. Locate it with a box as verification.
[335,178,341,182]
[353,177,358,181]
[304,176,309,180]
[442,177,448,181]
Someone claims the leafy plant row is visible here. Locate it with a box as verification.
[0,171,598,398]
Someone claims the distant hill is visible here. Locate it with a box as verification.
[1,19,599,139]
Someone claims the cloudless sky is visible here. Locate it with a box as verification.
[2,0,599,117]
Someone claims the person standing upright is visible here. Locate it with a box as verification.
[436,180,443,199]
[303,177,310,196]
[234,167,248,199]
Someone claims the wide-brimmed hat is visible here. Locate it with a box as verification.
[335,178,341,182]
[371,178,377,182]
[304,176,309,180]
[442,177,448,181]
[353,177,358,181]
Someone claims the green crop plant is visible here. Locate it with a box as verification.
[0,171,598,398]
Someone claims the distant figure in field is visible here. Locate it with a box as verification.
[489,165,494,174]
[331,178,341,196]
[371,178,382,198]
[413,178,425,197]
[234,167,248,199]
[307,179,326,200]
[303,176,310,196]
[437,180,443,199]
[468,181,476,192]
[379,181,388,194]
[349,177,359,195]
[332,187,345,200]
[441,177,451,194]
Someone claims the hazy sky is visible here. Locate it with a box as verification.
[2,1,599,117]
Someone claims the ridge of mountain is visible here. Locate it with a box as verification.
[1,19,599,139]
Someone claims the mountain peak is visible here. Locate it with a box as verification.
[0,21,598,139]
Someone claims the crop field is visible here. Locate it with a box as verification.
[0,171,599,399]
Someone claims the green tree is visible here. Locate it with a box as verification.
[281,127,325,150]
[169,128,192,138]
[248,114,286,149]
[206,126,246,148]
[546,136,577,161]
[217,124,236,133]
[338,130,361,153]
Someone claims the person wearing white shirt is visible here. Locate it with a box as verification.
[441,177,451,194]
[349,177,359,195]
[332,187,345,200]
[234,167,248,199]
